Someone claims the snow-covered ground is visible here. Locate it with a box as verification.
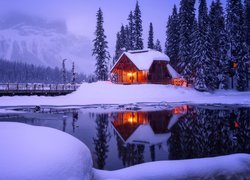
[0,122,92,180]
[0,81,250,107]
[94,154,250,180]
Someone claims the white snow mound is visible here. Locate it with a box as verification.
[93,154,250,180]
[0,122,92,180]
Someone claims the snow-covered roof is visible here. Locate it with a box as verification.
[126,125,171,145]
[111,49,170,71]
[166,64,181,78]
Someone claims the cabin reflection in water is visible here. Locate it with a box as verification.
[111,105,187,145]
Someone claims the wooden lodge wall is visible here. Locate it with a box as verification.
[111,55,172,84]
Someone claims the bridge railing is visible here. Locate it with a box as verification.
[0,83,81,91]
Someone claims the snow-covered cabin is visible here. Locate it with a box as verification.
[110,49,181,84]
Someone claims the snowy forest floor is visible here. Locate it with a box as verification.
[0,81,250,107]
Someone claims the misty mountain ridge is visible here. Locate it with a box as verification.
[0,12,95,74]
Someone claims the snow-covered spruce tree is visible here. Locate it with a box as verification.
[92,8,110,81]
[209,0,229,89]
[236,54,249,91]
[183,18,198,82]
[133,1,144,50]
[166,5,180,70]
[147,22,154,49]
[113,32,121,65]
[244,0,250,50]
[124,25,130,51]
[219,29,230,89]
[194,0,216,91]
[119,25,127,50]
[178,0,196,75]
[226,0,248,91]
[113,25,127,64]
[154,39,162,52]
[127,11,135,50]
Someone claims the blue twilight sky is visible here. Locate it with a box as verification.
[0,0,226,53]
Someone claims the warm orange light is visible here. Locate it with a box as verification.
[172,78,187,87]
[233,63,237,69]
[127,72,132,77]
[172,105,188,114]
[128,117,133,124]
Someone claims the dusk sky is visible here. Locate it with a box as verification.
[0,0,226,53]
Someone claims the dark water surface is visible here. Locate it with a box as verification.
[0,104,249,170]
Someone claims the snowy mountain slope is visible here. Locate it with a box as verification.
[0,13,95,74]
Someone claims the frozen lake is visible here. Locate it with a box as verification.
[0,104,249,170]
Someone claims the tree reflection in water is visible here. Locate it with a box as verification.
[93,114,111,169]
[168,107,250,160]
[116,136,145,167]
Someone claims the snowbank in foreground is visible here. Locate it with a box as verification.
[0,122,92,180]
[0,81,250,106]
[94,154,250,180]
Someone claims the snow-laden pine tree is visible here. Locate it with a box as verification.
[219,29,230,89]
[113,32,121,65]
[194,0,216,91]
[209,0,229,89]
[113,25,127,64]
[154,39,162,52]
[178,0,196,74]
[244,0,250,50]
[124,25,130,51]
[147,22,154,49]
[133,1,144,50]
[92,8,110,81]
[127,11,135,50]
[183,18,198,83]
[226,0,248,91]
[236,54,249,91]
[120,25,127,50]
[166,5,180,70]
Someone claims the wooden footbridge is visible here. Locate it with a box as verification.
[0,83,80,96]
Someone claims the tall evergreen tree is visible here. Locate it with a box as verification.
[166,5,180,70]
[124,25,131,51]
[113,25,127,64]
[113,32,121,64]
[226,0,248,91]
[194,0,216,90]
[92,8,110,81]
[147,22,154,49]
[183,18,198,82]
[133,1,144,50]
[219,29,230,89]
[120,25,127,50]
[178,0,196,75]
[154,39,162,52]
[209,0,228,89]
[127,11,135,50]
[244,0,250,50]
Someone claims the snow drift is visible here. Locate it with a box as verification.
[0,122,92,180]
[93,154,250,180]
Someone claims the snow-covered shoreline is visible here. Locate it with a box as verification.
[0,81,250,107]
[93,153,250,180]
